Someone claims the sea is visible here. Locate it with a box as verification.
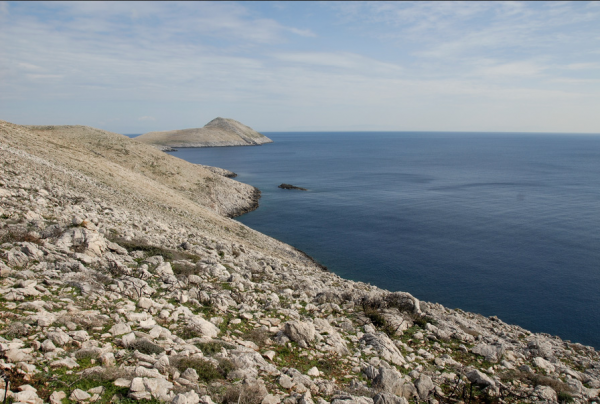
[127,132,600,349]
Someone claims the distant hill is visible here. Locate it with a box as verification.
[135,117,273,148]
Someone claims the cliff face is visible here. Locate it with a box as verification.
[136,117,273,148]
[0,119,599,404]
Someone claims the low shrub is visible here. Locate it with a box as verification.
[222,384,266,404]
[128,338,164,355]
[362,302,397,337]
[413,315,437,329]
[0,228,42,245]
[363,304,386,328]
[112,238,174,261]
[558,391,574,403]
[179,325,204,340]
[172,263,195,277]
[78,366,134,382]
[242,328,271,347]
[3,321,31,338]
[75,349,100,361]
[110,237,201,262]
[170,356,235,382]
[196,341,235,355]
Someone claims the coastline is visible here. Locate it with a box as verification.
[227,187,262,218]
[0,120,599,404]
[155,141,273,149]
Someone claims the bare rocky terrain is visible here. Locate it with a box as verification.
[1,120,599,404]
[136,118,273,149]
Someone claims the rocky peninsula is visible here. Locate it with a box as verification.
[136,118,273,149]
[0,120,599,404]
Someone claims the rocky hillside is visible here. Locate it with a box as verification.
[136,118,273,149]
[13,123,260,218]
[0,120,599,404]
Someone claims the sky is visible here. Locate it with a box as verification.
[1,1,599,134]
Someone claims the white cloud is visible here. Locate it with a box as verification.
[26,74,64,80]
[330,1,600,61]
[18,62,43,71]
[287,27,317,38]
[477,61,546,77]
[1,1,599,133]
[0,1,8,17]
[271,52,402,74]
[565,62,600,70]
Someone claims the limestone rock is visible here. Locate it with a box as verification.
[331,395,374,404]
[110,322,132,336]
[100,352,116,367]
[372,393,408,404]
[527,339,554,359]
[129,377,173,401]
[372,367,405,395]
[359,332,405,366]
[49,391,67,404]
[51,357,80,369]
[414,374,434,400]
[534,385,557,401]
[283,321,316,348]
[70,389,91,402]
[13,389,43,404]
[472,343,504,363]
[279,374,294,389]
[189,316,219,338]
[533,356,555,373]
[466,369,495,387]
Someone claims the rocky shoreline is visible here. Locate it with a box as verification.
[1,120,599,404]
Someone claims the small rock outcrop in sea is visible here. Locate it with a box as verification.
[278,183,308,191]
[135,117,273,148]
[0,119,599,404]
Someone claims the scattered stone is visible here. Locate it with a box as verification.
[70,389,92,402]
[49,391,67,404]
[466,369,495,387]
[110,322,132,336]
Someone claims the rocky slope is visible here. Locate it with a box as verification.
[0,120,599,404]
[17,124,259,218]
[136,118,273,149]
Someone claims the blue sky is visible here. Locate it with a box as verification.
[1,1,599,133]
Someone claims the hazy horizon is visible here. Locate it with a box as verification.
[1,1,599,134]
[124,129,600,136]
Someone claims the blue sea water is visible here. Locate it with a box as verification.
[160,132,600,349]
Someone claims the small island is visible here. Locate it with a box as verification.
[278,183,307,191]
[135,117,273,148]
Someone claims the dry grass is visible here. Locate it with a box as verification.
[222,383,266,404]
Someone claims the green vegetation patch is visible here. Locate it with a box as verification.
[170,356,235,382]
[361,302,397,338]
[195,341,236,355]
[272,343,347,377]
